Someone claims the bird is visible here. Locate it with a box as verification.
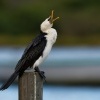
[0,10,59,90]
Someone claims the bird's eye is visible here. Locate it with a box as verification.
[48,17,51,21]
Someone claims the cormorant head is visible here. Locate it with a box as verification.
[40,10,59,32]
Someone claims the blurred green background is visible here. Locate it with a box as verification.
[0,0,100,46]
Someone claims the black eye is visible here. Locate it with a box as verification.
[48,17,51,21]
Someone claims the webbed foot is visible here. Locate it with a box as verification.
[34,67,46,81]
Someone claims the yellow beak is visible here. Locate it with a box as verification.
[49,10,59,24]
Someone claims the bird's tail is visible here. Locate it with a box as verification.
[0,72,18,91]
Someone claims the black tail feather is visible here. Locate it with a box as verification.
[0,72,18,90]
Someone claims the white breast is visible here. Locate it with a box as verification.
[33,28,57,68]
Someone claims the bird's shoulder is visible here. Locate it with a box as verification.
[23,33,47,55]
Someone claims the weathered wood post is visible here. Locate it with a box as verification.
[18,72,44,100]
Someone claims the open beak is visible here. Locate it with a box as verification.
[49,10,59,24]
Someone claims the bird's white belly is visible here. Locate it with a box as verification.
[33,42,52,68]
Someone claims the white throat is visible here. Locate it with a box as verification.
[40,19,57,44]
[40,19,53,33]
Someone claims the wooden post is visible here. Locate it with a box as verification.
[18,72,43,100]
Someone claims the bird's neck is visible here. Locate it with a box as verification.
[41,28,56,34]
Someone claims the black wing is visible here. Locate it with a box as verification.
[15,34,47,73]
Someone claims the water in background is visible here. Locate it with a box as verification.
[0,46,100,100]
[1,46,100,68]
[0,84,100,100]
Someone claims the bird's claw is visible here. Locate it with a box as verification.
[34,67,46,81]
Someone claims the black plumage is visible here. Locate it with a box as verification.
[0,33,47,90]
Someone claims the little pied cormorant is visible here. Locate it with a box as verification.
[0,10,59,90]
